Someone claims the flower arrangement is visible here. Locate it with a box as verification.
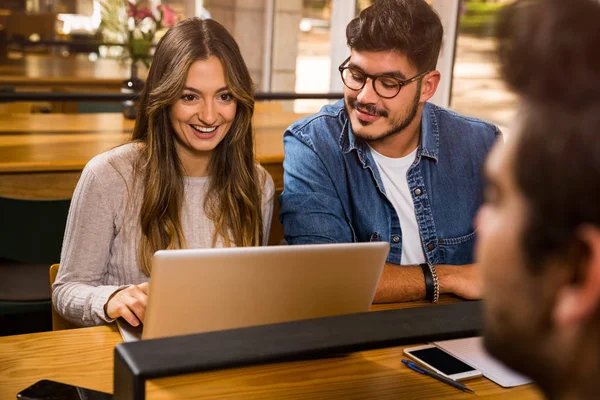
[100,0,178,68]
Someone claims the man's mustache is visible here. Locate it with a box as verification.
[348,98,388,118]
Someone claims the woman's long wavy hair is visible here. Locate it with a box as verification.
[131,18,263,276]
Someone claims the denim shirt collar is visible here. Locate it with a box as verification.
[339,101,440,167]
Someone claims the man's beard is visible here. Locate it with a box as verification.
[346,83,421,143]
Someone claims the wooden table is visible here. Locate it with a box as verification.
[0,54,142,113]
[0,111,305,200]
[0,54,140,90]
[0,298,542,400]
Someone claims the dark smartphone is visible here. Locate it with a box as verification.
[17,379,112,400]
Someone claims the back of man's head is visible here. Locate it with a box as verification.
[486,0,600,396]
[498,0,600,268]
[346,0,443,72]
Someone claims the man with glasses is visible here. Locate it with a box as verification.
[280,0,501,303]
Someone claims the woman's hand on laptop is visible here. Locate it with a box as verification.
[105,282,149,326]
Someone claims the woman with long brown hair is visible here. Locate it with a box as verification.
[53,18,274,327]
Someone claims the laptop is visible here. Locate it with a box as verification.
[116,242,389,342]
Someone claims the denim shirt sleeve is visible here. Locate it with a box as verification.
[279,129,354,244]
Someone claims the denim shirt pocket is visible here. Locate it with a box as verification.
[436,230,476,265]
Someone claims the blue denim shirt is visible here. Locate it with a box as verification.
[279,100,501,265]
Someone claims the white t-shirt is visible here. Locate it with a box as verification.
[369,146,426,265]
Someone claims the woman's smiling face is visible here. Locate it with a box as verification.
[169,56,237,174]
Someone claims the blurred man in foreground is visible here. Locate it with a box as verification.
[477,0,600,398]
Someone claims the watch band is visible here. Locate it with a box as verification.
[420,263,434,302]
[420,262,439,303]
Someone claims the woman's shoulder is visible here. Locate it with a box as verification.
[255,163,275,197]
[83,143,141,184]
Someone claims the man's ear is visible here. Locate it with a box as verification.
[419,70,441,103]
[553,225,600,327]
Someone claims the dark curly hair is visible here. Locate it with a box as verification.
[346,0,443,72]
[497,0,600,269]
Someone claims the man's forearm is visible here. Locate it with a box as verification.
[372,263,426,303]
[372,263,480,303]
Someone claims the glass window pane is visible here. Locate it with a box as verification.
[451,0,518,134]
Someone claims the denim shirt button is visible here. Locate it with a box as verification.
[392,235,400,243]
[372,232,379,239]
[427,242,435,251]
[414,188,422,196]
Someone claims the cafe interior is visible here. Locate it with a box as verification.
[0,1,537,399]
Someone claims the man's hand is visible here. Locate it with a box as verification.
[105,282,149,326]
[438,264,483,300]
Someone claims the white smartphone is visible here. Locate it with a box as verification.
[403,344,482,381]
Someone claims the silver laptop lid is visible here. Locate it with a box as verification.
[142,242,389,340]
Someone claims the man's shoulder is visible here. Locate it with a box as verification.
[427,103,500,140]
[286,99,347,144]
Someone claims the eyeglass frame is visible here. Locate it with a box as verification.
[338,56,431,99]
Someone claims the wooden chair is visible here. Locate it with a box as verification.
[49,264,78,331]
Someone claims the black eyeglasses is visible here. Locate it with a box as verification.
[338,56,430,99]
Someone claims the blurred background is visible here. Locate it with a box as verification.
[0,0,517,127]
